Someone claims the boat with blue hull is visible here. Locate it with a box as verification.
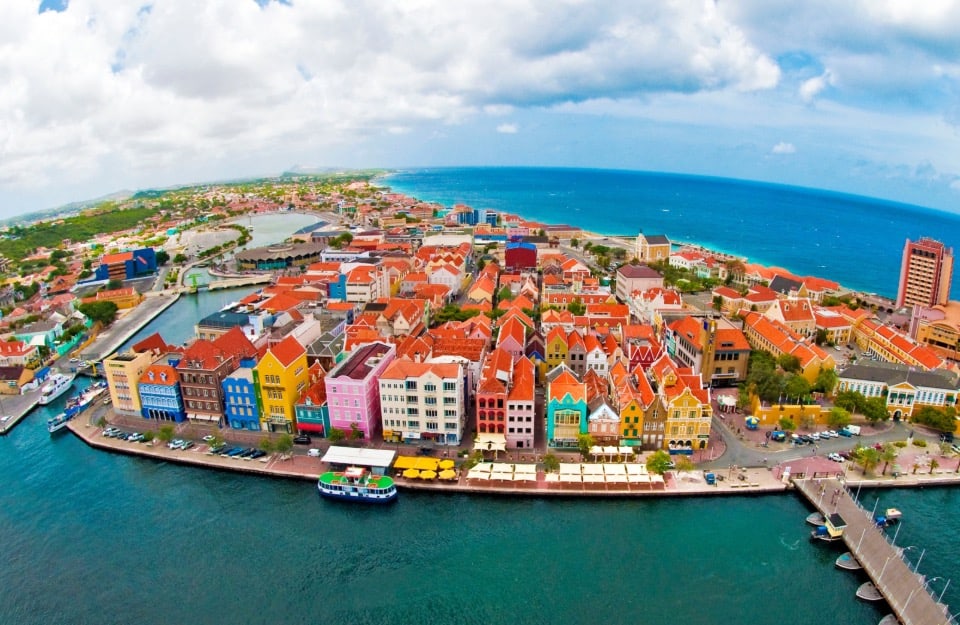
[318,467,397,504]
[47,383,107,435]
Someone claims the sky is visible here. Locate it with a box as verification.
[3,0,960,218]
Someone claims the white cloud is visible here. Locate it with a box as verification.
[799,70,835,103]
[496,123,518,134]
[772,142,796,154]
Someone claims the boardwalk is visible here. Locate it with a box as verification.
[796,477,953,625]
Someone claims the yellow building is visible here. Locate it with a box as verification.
[545,326,568,370]
[104,350,156,415]
[254,335,309,434]
[649,355,713,453]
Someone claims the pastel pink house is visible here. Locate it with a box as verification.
[323,341,396,439]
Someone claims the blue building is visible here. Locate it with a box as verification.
[138,364,186,422]
[95,247,158,281]
[223,367,260,430]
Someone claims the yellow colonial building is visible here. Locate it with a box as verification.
[254,335,309,434]
[649,354,713,454]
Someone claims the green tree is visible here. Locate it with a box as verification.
[106,278,124,291]
[497,285,513,302]
[854,446,881,475]
[778,416,796,432]
[157,424,175,444]
[674,456,696,472]
[577,433,595,460]
[78,301,119,326]
[814,368,838,394]
[142,430,155,443]
[827,407,851,429]
[712,295,723,312]
[349,423,364,440]
[784,374,811,403]
[862,397,889,423]
[930,457,940,474]
[328,427,345,443]
[912,406,956,432]
[542,453,560,473]
[173,252,188,264]
[799,413,816,431]
[155,250,170,265]
[570,238,580,248]
[95,416,107,428]
[776,354,802,374]
[259,437,275,453]
[274,433,294,457]
[567,297,586,316]
[646,450,674,475]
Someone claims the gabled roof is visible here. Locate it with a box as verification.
[267,335,306,367]
[131,332,170,354]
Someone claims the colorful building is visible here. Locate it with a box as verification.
[253,335,309,433]
[378,359,465,445]
[545,364,587,448]
[95,248,157,281]
[104,350,156,415]
[138,364,186,422]
[324,341,396,440]
[223,367,260,430]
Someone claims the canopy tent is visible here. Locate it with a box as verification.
[581,464,604,475]
[438,459,455,470]
[393,456,419,470]
[603,464,626,475]
[491,463,515,481]
[583,474,605,484]
[628,474,651,483]
[438,469,457,480]
[605,472,629,484]
[321,446,396,470]
[474,433,507,453]
[559,464,581,476]
[402,468,420,479]
[559,473,582,483]
[419,470,437,480]
[617,447,635,456]
[544,473,561,483]
[467,464,493,480]
[745,416,760,430]
[413,457,440,471]
[625,464,649,477]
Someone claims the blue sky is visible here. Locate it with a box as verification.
[3,0,960,218]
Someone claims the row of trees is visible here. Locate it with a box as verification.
[742,350,838,406]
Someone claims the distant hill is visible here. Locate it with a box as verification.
[2,190,133,227]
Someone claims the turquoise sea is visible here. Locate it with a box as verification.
[384,167,960,299]
[2,176,959,625]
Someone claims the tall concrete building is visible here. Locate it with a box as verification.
[896,237,954,309]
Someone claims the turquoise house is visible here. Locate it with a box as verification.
[545,364,587,449]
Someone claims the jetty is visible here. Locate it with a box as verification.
[796,477,952,624]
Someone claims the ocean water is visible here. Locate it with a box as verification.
[383,167,960,299]
[1,175,958,624]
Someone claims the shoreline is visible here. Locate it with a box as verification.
[67,416,960,498]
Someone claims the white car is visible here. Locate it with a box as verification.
[307,448,321,457]
[828,452,844,463]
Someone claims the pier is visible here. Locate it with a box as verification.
[796,477,953,625]
[206,274,273,291]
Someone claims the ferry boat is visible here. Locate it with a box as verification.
[317,467,397,504]
[46,412,72,434]
[38,373,76,405]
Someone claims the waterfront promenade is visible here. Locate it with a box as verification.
[79,292,181,362]
[796,477,953,625]
[0,389,41,435]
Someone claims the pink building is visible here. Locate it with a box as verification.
[323,341,396,440]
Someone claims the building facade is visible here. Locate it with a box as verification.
[896,237,954,309]
[104,350,156,415]
[324,341,396,440]
[378,360,465,445]
[223,368,260,430]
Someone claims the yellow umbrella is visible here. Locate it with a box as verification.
[439,469,457,480]
[402,468,420,479]
[419,470,438,480]
[438,459,455,470]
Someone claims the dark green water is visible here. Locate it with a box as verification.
[5,396,952,625]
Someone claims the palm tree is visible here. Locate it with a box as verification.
[929,458,940,474]
[880,444,898,475]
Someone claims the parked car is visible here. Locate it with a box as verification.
[770,431,786,442]
[809,432,820,441]
[307,448,321,457]
[837,429,853,437]
[249,450,267,460]
[293,434,312,445]
[827,452,844,462]
[239,448,257,458]
[838,450,853,459]
[224,447,245,457]
[179,441,194,451]
[202,435,216,443]
[168,439,185,449]
[127,433,145,442]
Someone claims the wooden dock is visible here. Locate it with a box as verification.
[796,477,953,625]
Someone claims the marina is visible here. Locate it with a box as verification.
[796,477,952,624]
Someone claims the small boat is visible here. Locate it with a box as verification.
[856,582,883,602]
[46,412,72,434]
[877,615,898,625]
[317,467,397,504]
[38,373,75,405]
[885,508,902,523]
[806,512,826,526]
[811,512,847,543]
[836,552,863,571]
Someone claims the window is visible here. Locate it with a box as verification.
[424,384,436,392]
[405,381,417,391]
[426,422,438,431]
[443,382,456,392]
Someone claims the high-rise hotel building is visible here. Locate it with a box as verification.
[896,237,953,309]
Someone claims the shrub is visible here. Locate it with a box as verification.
[893,441,908,448]
[913,438,928,448]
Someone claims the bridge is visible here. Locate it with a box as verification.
[206,274,273,291]
[796,477,953,625]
